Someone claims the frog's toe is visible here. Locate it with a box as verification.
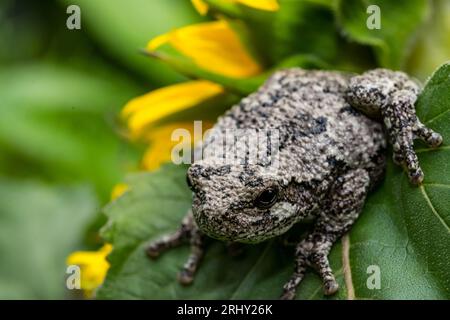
[146,243,162,259]
[415,124,443,148]
[280,270,306,300]
[280,289,296,300]
[392,136,424,185]
[404,153,424,185]
[177,269,195,286]
[323,279,339,296]
[398,121,443,185]
[408,167,424,185]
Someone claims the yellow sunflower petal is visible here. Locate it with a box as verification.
[147,20,262,78]
[141,123,185,170]
[66,243,113,296]
[141,139,175,171]
[190,0,279,14]
[122,80,223,138]
[147,33,171,51]
[110,183,129,200]
[191,0,209,15]
[235,0,279,11]
[141,122,212,171]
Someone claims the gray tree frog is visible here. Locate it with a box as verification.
[146,68,442,299]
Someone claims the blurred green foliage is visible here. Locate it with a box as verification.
[0,179,96,299]
[0,0,200,299]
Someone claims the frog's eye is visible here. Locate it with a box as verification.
[255,186,279,209]
[186,174,195,191]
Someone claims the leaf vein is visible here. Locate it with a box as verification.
[424,109,450,125]
[422,183,450,189]
[342,234,355,300]
[416,145,450,154]
[419,185,450,234]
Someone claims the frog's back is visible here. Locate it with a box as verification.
[209,69,386,184]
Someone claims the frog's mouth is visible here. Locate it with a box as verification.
[200,220,296,244]
[194,202,299,244]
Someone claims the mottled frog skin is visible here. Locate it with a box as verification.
[146,68,442,299]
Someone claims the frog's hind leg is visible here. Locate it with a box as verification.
[281,169,370,300]
[146,210,206,285]
[346,69,443,184]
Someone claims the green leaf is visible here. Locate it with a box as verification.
[97,63,450,299]
[0,179,97,299]
[337,0,430,69]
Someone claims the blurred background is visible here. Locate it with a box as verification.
[0,0,204,299]
[0,0,449,299]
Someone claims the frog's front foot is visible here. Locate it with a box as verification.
[146,211,205,285]
[381,89,443,184]
[347,69,443,184]
[280,239,339,300]
[281,169,370,299]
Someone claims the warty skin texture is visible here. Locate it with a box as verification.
[146,68,442,299]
